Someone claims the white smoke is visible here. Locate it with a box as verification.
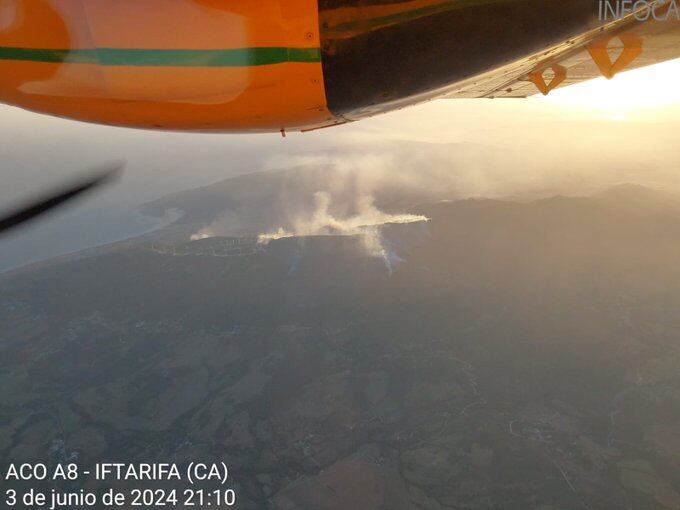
[191,230,213,241]
[258,192,426,239]
[258,191,427,272]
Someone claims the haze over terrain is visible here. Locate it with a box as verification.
[1,166,679,509]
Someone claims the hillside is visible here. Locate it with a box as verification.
[1,183,679,509]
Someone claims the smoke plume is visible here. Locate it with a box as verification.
[258,191,427,272]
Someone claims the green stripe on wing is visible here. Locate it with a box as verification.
[0,46,321,66]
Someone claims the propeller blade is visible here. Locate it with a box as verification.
[0,164,123,236]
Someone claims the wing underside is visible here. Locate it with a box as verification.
[443,6,680,99]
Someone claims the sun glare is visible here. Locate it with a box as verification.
[543,58,680,114]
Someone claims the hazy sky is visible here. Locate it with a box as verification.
[1,58,679,271]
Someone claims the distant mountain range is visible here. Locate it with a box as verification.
[1,171,679,509]
[140,140,579,236]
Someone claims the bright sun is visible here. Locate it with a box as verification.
[543,57,680,114]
